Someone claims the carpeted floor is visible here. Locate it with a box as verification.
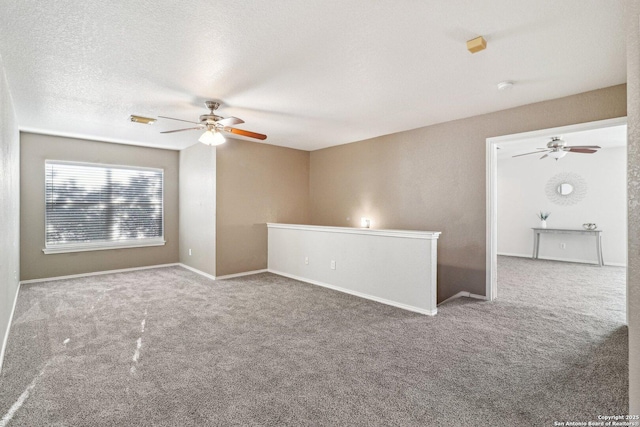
[0,256,627,426]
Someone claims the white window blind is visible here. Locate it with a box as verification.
[45,161,164,253]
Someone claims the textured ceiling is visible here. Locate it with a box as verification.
[0,0,627,151]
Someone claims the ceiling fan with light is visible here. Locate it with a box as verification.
[512,136,600,160]
[156,101,267,145]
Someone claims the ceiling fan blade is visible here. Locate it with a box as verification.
[540,154,548,159]
[513,150,549,158]
[216,116,245,126]
[565,145,601,149]
[225,127,267,140]
[567,148,598,154]
[160,126,204,134]
[158,115,200,125]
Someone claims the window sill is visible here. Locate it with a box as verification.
[43,239,166,254]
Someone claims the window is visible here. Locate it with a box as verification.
[44,161,164,254]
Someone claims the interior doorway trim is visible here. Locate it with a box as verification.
[485,116,628,301]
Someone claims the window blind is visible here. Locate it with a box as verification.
[45,161,164,250]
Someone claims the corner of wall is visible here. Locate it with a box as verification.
[215,141,311,277]
[625,0,640,414]
[178,143,216,277]
[0,53,21,372]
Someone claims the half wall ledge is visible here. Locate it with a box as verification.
[267,223,441,315]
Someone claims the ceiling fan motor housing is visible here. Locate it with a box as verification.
[547,137,566,149]
[205,101,220,111]
[199,114,224,124]
[201,101,223,125]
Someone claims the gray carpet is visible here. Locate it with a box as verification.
[0,256,627,426]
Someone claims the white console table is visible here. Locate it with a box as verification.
[531,228,604,266]
[267,223,441,315]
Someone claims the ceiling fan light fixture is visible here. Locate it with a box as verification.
[199,129,226,146]
[548,150,568,159]
[160,100,266,141]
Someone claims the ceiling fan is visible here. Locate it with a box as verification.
[159,101,267,145]
[512,136,601,160]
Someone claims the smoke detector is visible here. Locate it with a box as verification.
[497,81,514,91]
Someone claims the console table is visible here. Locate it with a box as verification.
[531,228,603,266]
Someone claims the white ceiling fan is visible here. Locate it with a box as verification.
[512,136,601,160]
[157,101,267,145]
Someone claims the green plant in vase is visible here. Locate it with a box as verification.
[537,211,550,229]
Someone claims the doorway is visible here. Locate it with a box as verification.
[486,117,628,312]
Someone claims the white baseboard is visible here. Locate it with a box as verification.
[0,282,21,373]
[497,252,626,267]
[268,269,437,316]
[216,269,268,280]
[177,264,267,281]
[19,263,180,284]
[177,263,216,281]
[19,262,268,286]
[438,291,487,306]
[497,252,533,258]
[605,262,626,267]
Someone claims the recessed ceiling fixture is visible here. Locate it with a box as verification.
[497,81,514,91]
[466,36,487,53]
[129,115,157,125]
[156,101,267,146]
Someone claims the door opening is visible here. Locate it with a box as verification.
[486,117,627,316]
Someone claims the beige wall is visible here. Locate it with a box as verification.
[0,55,20,370]
[179,142,216,276]
[626,0,640,413]
[216,139,310,276]
[310,84,627,302]
[20,133,179,280]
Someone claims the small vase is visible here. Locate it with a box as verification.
[541,220,547,229]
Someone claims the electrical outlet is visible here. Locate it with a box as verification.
[304,256,309,265]
[330,260,336,270]
[560,243,566,249]
[189,248,192,256]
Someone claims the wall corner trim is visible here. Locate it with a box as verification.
[0,282,21,373]
[178,263,216,281]
[438,291,487,306]
[215,269,268,280]
[177,264,268,281]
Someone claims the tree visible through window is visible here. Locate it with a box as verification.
[45,161,164,250]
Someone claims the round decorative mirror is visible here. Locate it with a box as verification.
[545,172,587,206]
[556,183,574,196]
